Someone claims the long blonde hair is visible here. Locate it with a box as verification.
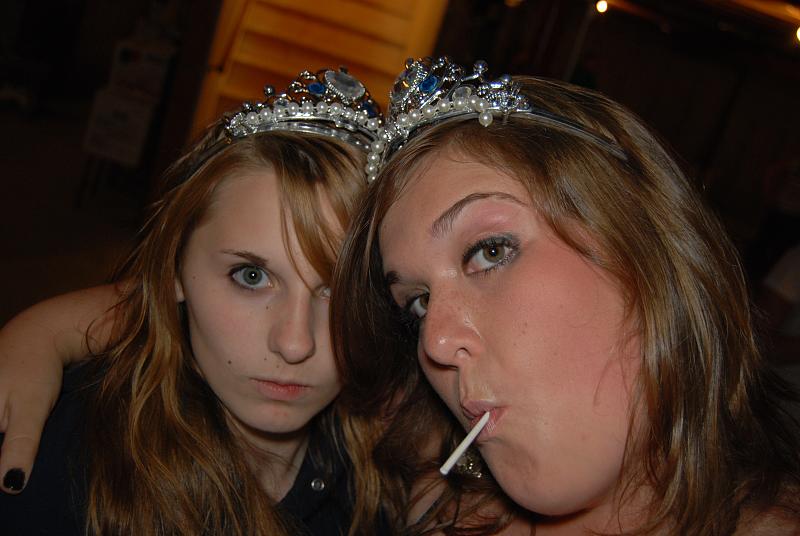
[84,126,382,535]
[332,76,800,534]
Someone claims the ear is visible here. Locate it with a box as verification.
[175,277,185,303]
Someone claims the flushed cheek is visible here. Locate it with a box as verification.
[500,279,632,438]
[474,286,634,511]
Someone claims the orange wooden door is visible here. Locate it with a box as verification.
[191,0,448,135]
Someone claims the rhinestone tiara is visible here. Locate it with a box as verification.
[225,67,383,153]
[365,56,626,181]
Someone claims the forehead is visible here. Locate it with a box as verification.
[381,152,531,237]
[205,168,282,229]
[206,168,342,235]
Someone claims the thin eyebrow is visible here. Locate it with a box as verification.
[220,249,269,268]
[430,191,527,239]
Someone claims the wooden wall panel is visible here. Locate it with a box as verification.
[191,0,448,135]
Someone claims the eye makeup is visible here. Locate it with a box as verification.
[462,233,520,275]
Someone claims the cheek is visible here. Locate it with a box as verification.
[486,253,636,470]
[501,252,631,392]
[184,286,265,371]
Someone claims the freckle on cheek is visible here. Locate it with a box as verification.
[227,360,232,365]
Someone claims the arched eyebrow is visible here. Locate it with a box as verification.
[430,191,527,239]
[220,249,269,268]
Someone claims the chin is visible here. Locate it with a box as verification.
[493,466,606,517]
[245,412,317,435]
[514,482,628,527]
[223,400,317,437]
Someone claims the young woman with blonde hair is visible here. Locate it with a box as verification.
[0,68,390,535]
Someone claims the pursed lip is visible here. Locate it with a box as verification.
[251,378,310,401]
[460,400,504,441]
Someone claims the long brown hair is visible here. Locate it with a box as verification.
[331,76,800,534]
[84,126,382,535]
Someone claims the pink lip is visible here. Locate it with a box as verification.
[461,401,505,442]
[252,379,310,401]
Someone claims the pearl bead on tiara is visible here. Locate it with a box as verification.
[366,56,626,182]
[224,67,384,154]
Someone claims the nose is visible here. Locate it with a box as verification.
[419,289,481,368]
[268,291,316,364]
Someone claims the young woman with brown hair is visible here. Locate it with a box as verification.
[331,57,800,534]
[0,68,390,535]
[5,56,799,535]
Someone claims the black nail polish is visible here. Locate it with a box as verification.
[3,468,25,491]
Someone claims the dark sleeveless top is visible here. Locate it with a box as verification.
[0,365,391,535]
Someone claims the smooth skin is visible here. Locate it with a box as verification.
[0,169,342,499]
[0,285,119,492]
[177,170,340,496]
[381,152,642,534]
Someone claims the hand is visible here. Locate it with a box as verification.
[0,309,65,493]
[0,284,120,493]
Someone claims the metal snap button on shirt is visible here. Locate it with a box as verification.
[310,478,325,492]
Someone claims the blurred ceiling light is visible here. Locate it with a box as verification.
[796,26,800,43]
[596,1,609,14]
[505,0,524,7]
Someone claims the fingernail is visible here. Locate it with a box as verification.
[3,468,25,491]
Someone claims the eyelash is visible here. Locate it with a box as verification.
[461,234,520,275]
[229,264,271,291]
[396,234,520,335]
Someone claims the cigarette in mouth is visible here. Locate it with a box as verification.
[439,411,490,476]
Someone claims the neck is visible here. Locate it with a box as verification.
[226,413,312,501]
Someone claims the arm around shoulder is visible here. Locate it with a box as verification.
[0,282,124,493]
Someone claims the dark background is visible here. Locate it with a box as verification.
[1,0,799,324]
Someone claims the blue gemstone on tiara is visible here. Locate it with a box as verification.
[223,67,383,158]
[419,75,439,94]
[365,56,626,183]
[308,82,325,96]
[361,101,378,118]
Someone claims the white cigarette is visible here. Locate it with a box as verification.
[439,411,490,476]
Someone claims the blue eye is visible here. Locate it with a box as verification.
[230,265,271,290]
[464,236,518,274]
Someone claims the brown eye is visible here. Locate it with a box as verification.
[465,237,516,273]
[409,293,429,318]
[481,243,506,263]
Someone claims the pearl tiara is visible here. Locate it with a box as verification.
[365,56,626,182]
[224,67,384,153]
